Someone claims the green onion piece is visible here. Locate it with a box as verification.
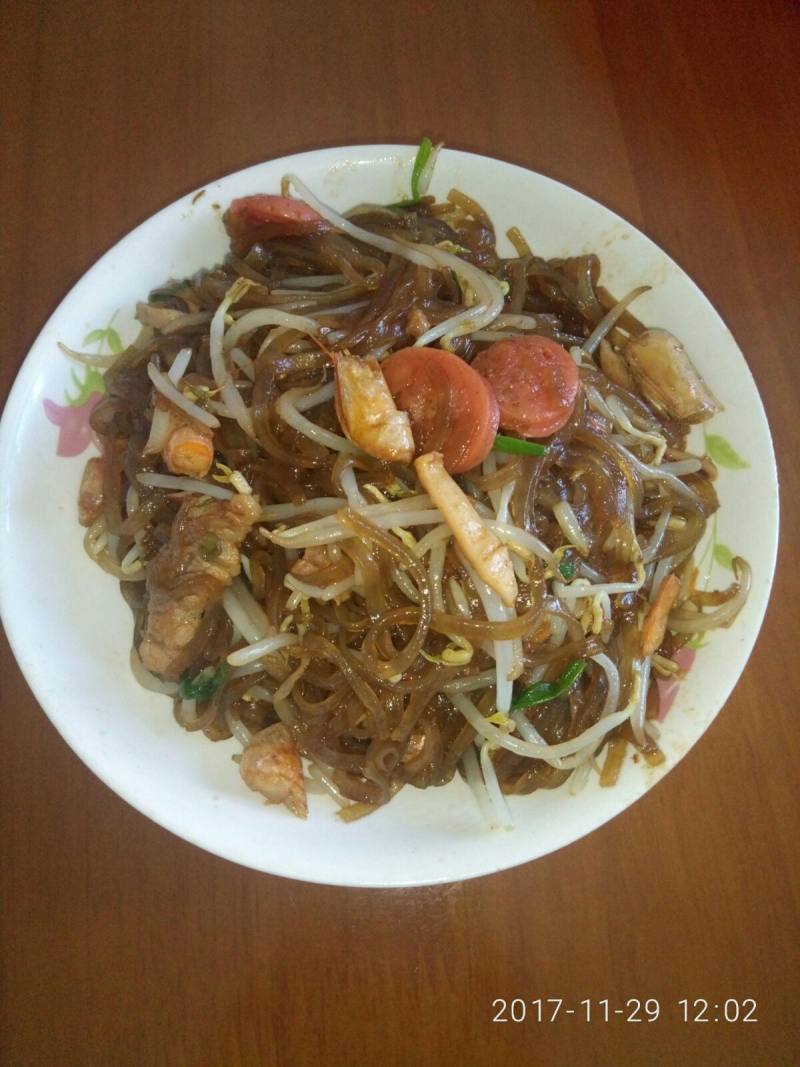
[493,434,548,457]
[410,137,433,202]
[558,560,576,580]
[178,664,229,702]
[511,659,586,711]
[387,137,440,208]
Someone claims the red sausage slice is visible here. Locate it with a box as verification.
[382,347,500,474]
[471,335,580,438]
[224,194,328,251]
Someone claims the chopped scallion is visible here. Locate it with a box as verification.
[388,137,437,209]
[511,660,585,711]
[410,137,433,202]
[493,434,548,457]
[178,664,229,702]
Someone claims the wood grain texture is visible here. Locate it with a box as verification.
[1,1,798,1064]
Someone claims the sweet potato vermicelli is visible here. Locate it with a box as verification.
[76,144,749,825]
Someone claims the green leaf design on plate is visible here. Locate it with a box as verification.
[64,365,106,405]
[105,327,123,354]
[705,434,749,470]
[713,543,735,570]
[83,328,106,345]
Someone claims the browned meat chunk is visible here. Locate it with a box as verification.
[78,457,104,527]
[139,492,260,678]
[239,723,308,819]
[624,329,721,423]
[290,545,336,581]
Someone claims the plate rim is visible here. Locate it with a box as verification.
[0,144,780,887]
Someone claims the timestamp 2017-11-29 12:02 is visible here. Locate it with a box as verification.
[491,998,758,1024]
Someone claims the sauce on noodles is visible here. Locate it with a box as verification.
[75,147,750,826]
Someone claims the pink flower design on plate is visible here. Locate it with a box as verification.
[43,392,104,457]
[43,363,106,457]
[655,645,696,722]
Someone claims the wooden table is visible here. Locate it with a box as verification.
[2,2,798,1064]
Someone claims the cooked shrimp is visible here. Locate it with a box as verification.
[290,545,352,583]
[641,573,681,655]
[290,545,334,580]
[163,423,215,478]
[333,351,415,464]
[289,545,355,603]
[239,723,308,819]
[414,451,518,607]
[148,394,215,478]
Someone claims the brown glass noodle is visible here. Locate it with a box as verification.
[82,180,749,819]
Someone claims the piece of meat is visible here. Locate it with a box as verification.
[623,329,721,423]
[223,194,329,255]
[382,346,499,473]
[333,351,415,464]
[471,334,580,438]
[405,307,431,339]
[291,545,333,580]
[290,545,344,582]
[289,545,355,603]
[163,424,215,478]
[139,492,260,678]
[414,451,518,607]
[239,723,308,819]
[598,339,633,390]
[148,394,215,479]
[78,456,104,527]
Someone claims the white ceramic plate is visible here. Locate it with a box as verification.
[0,146,778,887]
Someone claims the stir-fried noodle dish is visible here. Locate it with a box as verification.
[75,143,750,825]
